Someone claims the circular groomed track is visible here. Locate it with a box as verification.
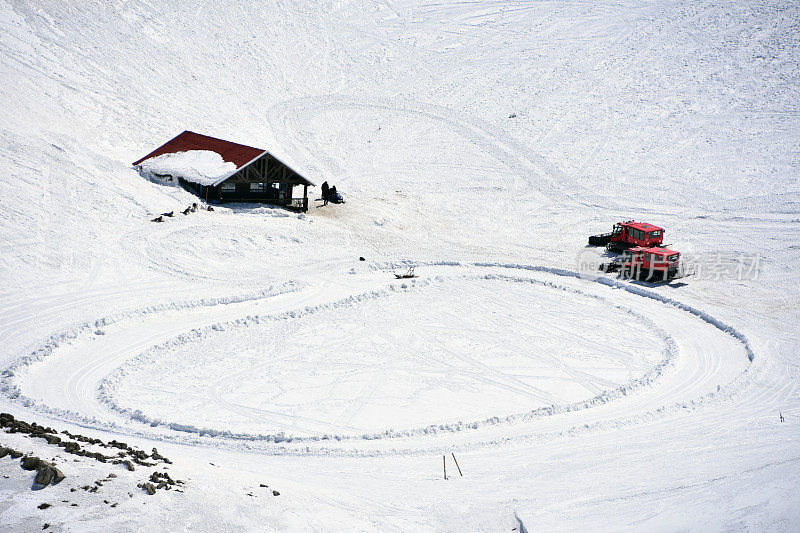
[4,264,753,456]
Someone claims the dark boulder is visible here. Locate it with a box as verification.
[34,465,54,486]
[21,456,41,470]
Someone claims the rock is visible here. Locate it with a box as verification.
[51,467,65,484]
[42,524,50,530]
[21,456,41,470]
[34,466,54,486]
[272,490,280,496]
[108,473,117,478]
[43,435,61,445]
[38,503,50,510]
[259,484,268,488]
[142,483,156,495]
[0,447,9,458]
[9,450,23,459]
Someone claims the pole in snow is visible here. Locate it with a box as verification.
[780,411,784,423]
[443,455,447,480]
[452,453,463,476]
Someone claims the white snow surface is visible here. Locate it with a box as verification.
[1,0,799,531]
[138,150,238,186]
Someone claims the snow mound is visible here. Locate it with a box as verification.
[139,150,237,185]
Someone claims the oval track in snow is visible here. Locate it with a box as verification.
[6,264,752,456]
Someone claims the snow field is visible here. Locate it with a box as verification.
[1,0,798,529]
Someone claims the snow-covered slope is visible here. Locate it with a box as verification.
[1,0,798,530]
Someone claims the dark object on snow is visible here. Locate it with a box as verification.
[191,202,198,212]
[321,181,329,205]
[318,182,344,205]
[142,483,156,495]
[206,205,214,211]
[38,503,50,510]
[509,112,517,118]
[272,490,280,496]
[151,216,164,223]
[182,207,191,215]
[22,456,41,470]
[359,257,365,261]
[161,211,174,217]
[34,467,53,485]
[328,185,344,204]
[34,463,65,486]
[395,266,416,279]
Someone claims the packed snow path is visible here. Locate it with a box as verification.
[9,264,751,455]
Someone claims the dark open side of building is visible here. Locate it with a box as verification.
[133,131,314,211]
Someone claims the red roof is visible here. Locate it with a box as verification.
[132,131,265,168]
[623,221,664,232]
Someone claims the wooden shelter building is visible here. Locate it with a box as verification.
[133,131,314,211]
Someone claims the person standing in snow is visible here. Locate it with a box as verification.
[321,181,329,205]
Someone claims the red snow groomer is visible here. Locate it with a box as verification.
[602,247,681,282]
[588,220,664,253]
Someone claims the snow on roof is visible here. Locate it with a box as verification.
[133,130,314,187]
[138,150,238,186]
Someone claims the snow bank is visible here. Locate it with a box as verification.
[138,150,237,185]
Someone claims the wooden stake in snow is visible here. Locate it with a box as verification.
[452,453,463,476]
[443,455,447,480]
